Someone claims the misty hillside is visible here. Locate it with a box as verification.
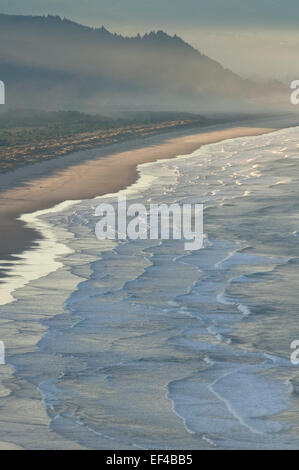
[0,14,286,112]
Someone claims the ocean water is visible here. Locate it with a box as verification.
[1,127,299,449]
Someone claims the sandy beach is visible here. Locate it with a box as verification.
[1,118,299,449]
[0,116,297,262]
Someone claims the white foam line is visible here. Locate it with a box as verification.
[214,248,240,269]
[202,435,217,447]
[94,172,158,202]
[217,291,251,316]
[209,368,263,435]
[237,303,251,316]
[216,291,234,306]
[165,386,196,436]
[0,199,81,306]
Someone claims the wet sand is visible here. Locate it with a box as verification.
[0,118,295,263]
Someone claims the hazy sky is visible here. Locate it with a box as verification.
[1,0,298,80]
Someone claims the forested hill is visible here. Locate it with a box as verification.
[0,14,286,112]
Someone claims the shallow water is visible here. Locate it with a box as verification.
[0,127,299,449]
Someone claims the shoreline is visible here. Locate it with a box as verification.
[0,120,297,450]
[0,115,298,266]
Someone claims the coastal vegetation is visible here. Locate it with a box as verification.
[0,109,253,172]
